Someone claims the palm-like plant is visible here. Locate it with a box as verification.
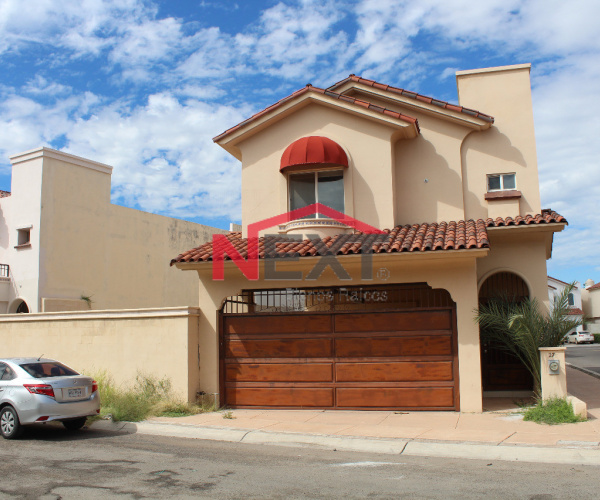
[475,284,582,395]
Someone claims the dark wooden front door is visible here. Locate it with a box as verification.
[221,307,459,411]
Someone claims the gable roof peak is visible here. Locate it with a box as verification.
[328,74,494,124]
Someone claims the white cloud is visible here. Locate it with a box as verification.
[64,92,248,220]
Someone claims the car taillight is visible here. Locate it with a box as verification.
[92,381,98,393]
[24,384,55,398]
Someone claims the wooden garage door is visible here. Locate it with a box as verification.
[221,307,458,411]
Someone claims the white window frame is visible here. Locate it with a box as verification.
[288,169,344,219]
[487,173,516,192]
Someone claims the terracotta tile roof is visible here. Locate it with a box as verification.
[586,283,600,291]
[328,75,494,124]
[567,308,584,315]
[172,219,491,265]
[0,190,10,198]
[172,211,567,265]
[485,210,567,227]
[213,85,419,142]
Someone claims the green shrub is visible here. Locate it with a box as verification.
[523,397,585,425]
[90,372,204,422]
[594,334,600,344]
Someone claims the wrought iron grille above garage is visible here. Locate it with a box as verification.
[221,283,454,314]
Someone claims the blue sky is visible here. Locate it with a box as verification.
[0,0,598,284]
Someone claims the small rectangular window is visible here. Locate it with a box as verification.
[487,173,516,192]
[16,227,31,247]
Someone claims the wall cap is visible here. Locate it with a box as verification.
[0,306,202,323]
[456,63,531,77]
[539,346,567,352]
[9,147,113,175]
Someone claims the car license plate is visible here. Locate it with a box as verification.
[68,388,83,398]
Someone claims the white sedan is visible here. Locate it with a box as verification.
[566,331,595,345]
[0,358,100,439]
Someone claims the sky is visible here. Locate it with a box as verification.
[0,0,598,284]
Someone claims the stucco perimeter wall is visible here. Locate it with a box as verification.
[238,103,397,234]
[0,308,201,402]
[189,251,485,412]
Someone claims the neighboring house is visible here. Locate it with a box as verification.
[172,63,567,412]
[582,279,600,333]
[547,276,583,334]
[0,147,228,314]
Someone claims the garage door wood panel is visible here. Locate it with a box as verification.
[225,315,330,334]
[335,336,452,357]
[335,311,452,332]
[336,361,453,382]
[227,388,334,407]
[222,305,458,411]
[226,363,333,382]
[226,338,333,358]
[336,387,455,408]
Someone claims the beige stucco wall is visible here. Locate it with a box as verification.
[0,147,228,314]
[0,154,44,313]
[0,307,201,401]
[457,64,542,220]
[238,103,398,235]
[184,250,486,412]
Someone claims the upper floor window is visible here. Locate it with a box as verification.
[487,173,516,192]
[568,293,575,306]
[289,171,344,218]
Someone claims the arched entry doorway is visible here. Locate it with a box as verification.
[478,272,534,392]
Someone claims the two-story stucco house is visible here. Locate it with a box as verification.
[172,64,567,412]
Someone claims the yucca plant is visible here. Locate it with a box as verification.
[475,284,582,395]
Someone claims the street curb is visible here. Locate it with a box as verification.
[90,420,600,466]
[567,362,600,381]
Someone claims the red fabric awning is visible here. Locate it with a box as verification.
[280,136,348,172]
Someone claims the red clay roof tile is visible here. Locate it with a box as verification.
[172,211,566,265]
[485,210,567,227]
[328,75,494,124]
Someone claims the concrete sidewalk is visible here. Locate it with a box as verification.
[95,367,600,465]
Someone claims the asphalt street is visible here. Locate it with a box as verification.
[566,344,600,375]
[0,423,599,499]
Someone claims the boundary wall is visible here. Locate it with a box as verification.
[0,307,202,402]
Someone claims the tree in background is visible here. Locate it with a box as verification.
[475,284,582,396]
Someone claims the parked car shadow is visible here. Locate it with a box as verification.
[16,420,138,442]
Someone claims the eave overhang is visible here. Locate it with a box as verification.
[329,81,493,131]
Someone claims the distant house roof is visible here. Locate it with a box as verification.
[587,282,600,291]
[327,74,495,123]
[0,190,11,198]
[171,211,566,265]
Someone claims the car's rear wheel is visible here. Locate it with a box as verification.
[0,406,23,439]
[62,417,87,431]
